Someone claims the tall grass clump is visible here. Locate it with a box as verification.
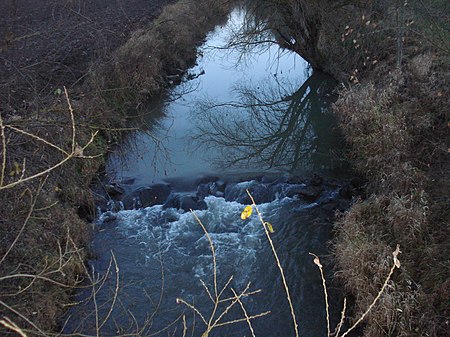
[331,18,448,337]
[238,0,449,335]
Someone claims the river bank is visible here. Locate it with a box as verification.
[248,1,448,335]
[0,0,233,334]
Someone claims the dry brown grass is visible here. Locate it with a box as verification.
[92,0,235,111]
[0,1,236,335]
[0,90,103,334]
[332,36,449,336]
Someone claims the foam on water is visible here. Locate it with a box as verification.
[98,195,292,287]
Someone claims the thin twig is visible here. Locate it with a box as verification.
[0,188,34,266]
[214,311,271,328]
[333,298,347,337]
[0,130,99,190]
[310,253,330,337]
[0,301,45,336]
[210,282,252,331]
[182,315,187,337]
[231,288,256,337]
[98,251,120,330]
[200,279,215,303]
[246,189,299,337]
[0,317,28,337]
[64,86,76,153]
[191,212,217,298]
[218,288,262,303]
[0,114,6,187]
[339,245,401,337]
[5,125,70,156]
[175,298,208,326]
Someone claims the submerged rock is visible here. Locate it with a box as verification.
[224,181,275,204]
[163,193,207,211]
[101,211,117,223]
[284,184,323,201]
[197,180,227,199]
[105,183,125,196]
[180,195,207,212]
[309,174,324,186]
[123,183,171,209]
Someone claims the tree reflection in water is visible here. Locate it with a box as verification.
[190,71,347,173]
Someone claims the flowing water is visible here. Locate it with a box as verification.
[67,9,352,337]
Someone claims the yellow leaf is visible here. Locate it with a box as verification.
[265,222,274,233]
[240,205,253,220]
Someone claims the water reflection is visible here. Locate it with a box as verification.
[191,71,346,174]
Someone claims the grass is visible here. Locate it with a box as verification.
[241,0,448,335]
[91,0,235,114]
[329,3,449,335]
[0,0,235,335]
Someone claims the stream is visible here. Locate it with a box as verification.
[66,8,356,337]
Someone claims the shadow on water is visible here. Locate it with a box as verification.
[190,70,347,175]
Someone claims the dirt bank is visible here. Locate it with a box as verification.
[0,0,176,107]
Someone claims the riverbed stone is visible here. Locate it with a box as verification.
[163,193,207,211]
[286,174,305,184]
[197,182,219,199]
[339,184,353,199]
[194,175,219,186]
[225,181,274,204]
[215,179,226,192]
[309,174,324,186]
[101,211,117,223]
[197,180,226,198]
[107,200,124,212]
[123,183,171,209]
[163,193,180,209]
[179,195,207,212]
[285,184,323,201]
[104,183,125,196]
[140,184,171,207]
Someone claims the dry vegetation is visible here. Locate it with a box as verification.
[329,3,449,336]
[237,2,448,333]
[92,0,234,113]
[241,0,449,335]
[0,0,234,335]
